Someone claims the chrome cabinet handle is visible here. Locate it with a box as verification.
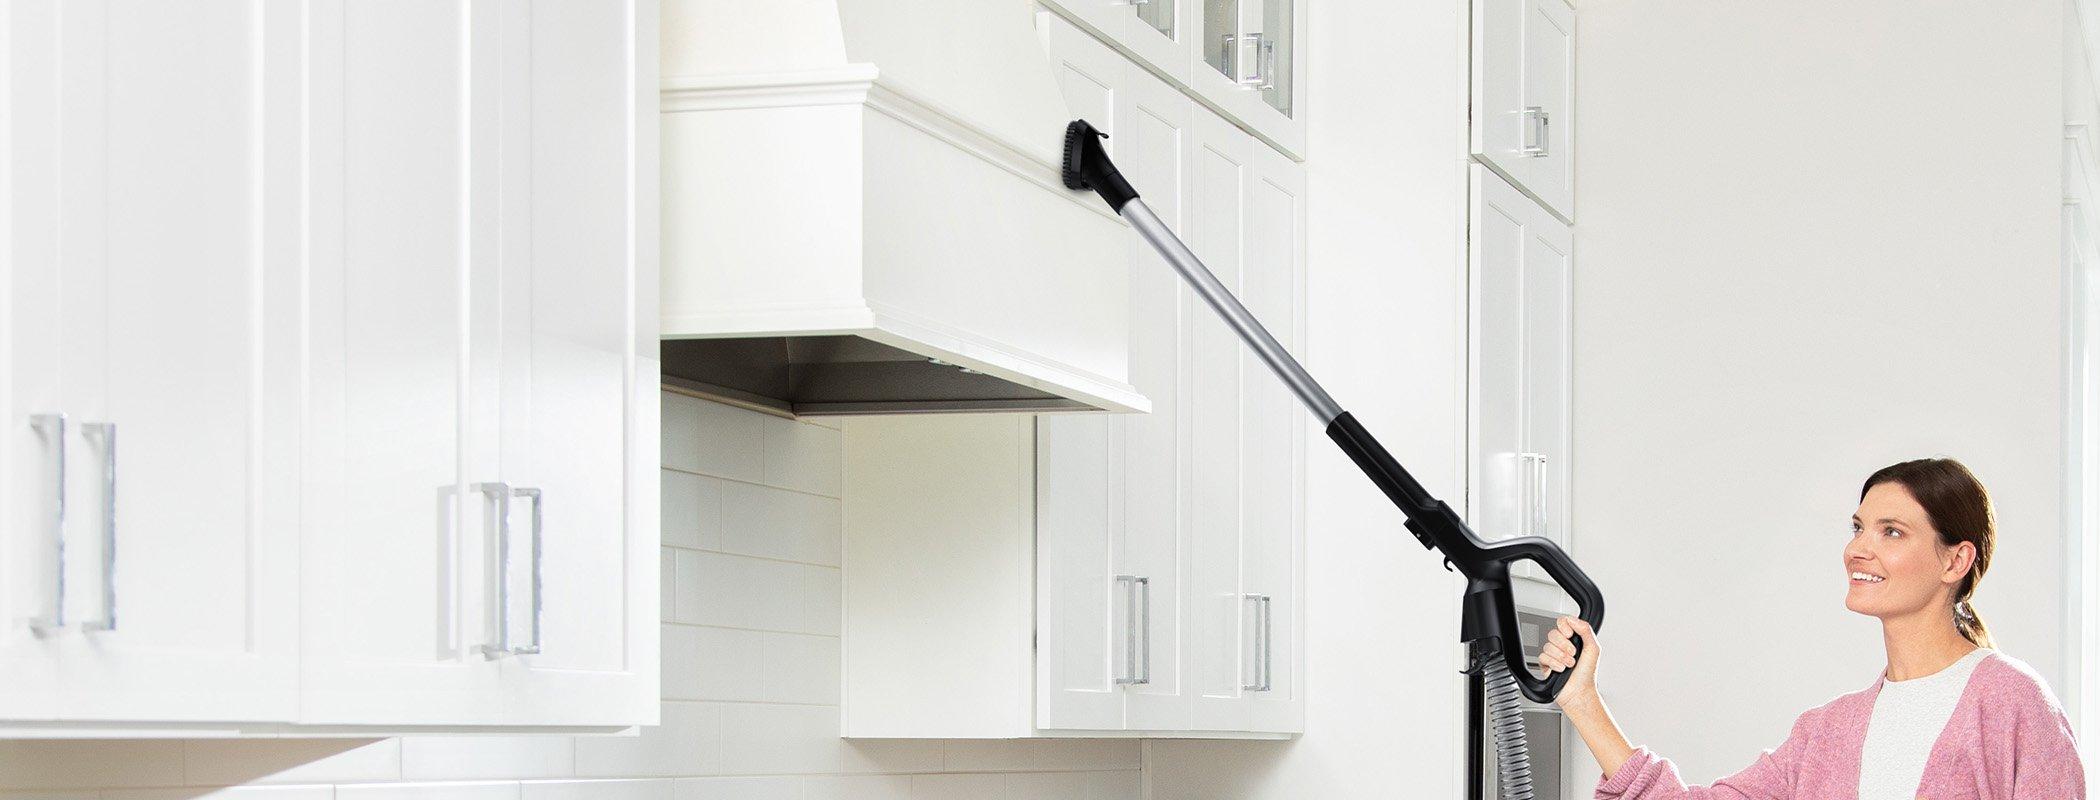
[81,422,116,632]
[1258,595,1273,692]
[1114,575,1150,685]
[1220,33,1273,88]
[475,482,515,659]
[27,414,65,634]
[514,486,544,656]
[476,483,543,659]
[1521,106,1550,157]
[1137,575,1151,685]
[1517,452,1546,538]
[1242,592,1273,691]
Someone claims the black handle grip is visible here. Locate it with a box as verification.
[1480,536,1605,703]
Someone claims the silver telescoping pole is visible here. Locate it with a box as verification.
[1119,199,1344,426]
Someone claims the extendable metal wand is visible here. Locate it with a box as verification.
[1057,118,1605,702]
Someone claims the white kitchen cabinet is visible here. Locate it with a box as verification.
[302,0,658,729]
[1040,0,1305,159]
[3,0,301,725]
[844,19,1302,738]
[1,0,656,733]
[1473,0,1574,220]
[1469,166,1573,587]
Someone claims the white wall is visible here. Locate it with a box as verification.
[1143,0,1475,795]
[1572,0,2066,787]
[0,393,1141,799]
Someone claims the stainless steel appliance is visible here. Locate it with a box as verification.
[1470,607,1568,800]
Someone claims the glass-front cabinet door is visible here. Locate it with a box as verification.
[1192,0,1303,156]
[1201,0,1291,117]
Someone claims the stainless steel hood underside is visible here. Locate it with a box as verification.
[661,335,1097,417]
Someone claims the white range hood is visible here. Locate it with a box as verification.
[659,0,1147,415]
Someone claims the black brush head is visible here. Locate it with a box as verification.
[1060,119,1138,212]
[1062,120,1098,190]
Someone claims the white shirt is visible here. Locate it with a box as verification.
[1856,647,1994,800]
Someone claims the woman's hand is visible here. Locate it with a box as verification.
[1540,616,1601,714]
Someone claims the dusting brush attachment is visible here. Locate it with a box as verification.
[1061,119,1139,212]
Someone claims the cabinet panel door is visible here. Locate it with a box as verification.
[0,0,66,720]
[1472,0,1526,188]
[1521,0,1574,218]
[1040,0,1193,85]
[1184,109,1249,731]
[302,0,493,724]
[1470,166,1572,586]
[48,0,298,722]
[481,0,655,724]
[306,0,654,727]
[1117,65,1193,732]
[1036,417,1126,730]
[1034,5,1130,733]
[1470,167,1529,550]
[1040,8,1123,135]
[1521,190,1573,560]
[1189,0,1304,157]
[1241,144,1302,733]
[1473,0,1574,220]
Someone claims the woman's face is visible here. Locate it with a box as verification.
[1844,482,1970,618]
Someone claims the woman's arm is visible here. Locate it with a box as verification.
[1542,617,1806,800]
[1542,618,1636,777]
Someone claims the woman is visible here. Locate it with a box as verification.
[1539,458,2083,799]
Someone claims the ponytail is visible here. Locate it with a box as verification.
[1954,598,1994,649]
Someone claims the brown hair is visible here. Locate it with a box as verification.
[1860,458,1995,648]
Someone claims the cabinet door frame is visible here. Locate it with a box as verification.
[1471,0,1575,221]
[40,0,301,724]
[1185,0,1307,159]
[1116,62,1197,733]
[1183,107,1253,732]
[302,0,655,727]
[0,0,68,721]
[1468,166,1574,588]
[1240,141,1305,734]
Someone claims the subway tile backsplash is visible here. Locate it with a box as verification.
[0,393,1140,800]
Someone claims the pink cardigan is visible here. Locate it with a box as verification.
[1596,652,2084,799]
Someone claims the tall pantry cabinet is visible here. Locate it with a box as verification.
[1470,0,1577,594]
[2,0,658,732]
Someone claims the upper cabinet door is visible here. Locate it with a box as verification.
[1191,0,1305,158]
[476,0,657,725]
[2,0,71,722]
[305,0,655,727]
[9,0,301,723]
[1473,0,1574,220]
[301,0,490,725]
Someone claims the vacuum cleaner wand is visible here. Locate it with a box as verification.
[1061,119,1604,705]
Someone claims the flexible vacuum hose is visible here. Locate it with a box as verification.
[1482,658,1536,800]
